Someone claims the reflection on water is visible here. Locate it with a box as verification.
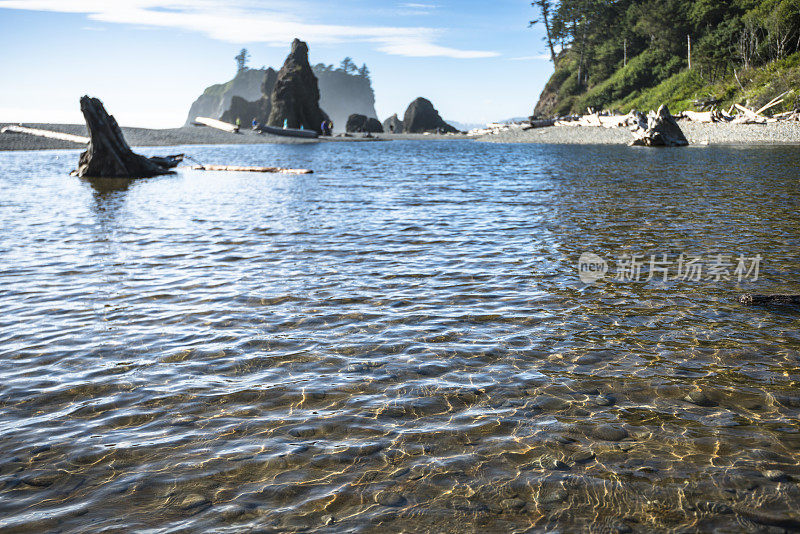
[0,142,799,532]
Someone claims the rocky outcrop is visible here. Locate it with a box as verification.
[315,68,377,131]
[186,65,376,132]
[185,68,268,126]
[382,114,403,133]
[346,114,383,133]
[219,69,277,126]
[266,39,328,133]
[402,98,458,134]
[629,105,689,147]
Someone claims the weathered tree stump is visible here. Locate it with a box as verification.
[72,96,181,178]
[629,105,689,147]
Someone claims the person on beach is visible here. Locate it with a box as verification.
[283,119,288,129]
[252,118,258,130]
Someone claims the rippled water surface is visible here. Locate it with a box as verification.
[1,141,799,533]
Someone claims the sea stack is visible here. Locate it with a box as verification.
[383,114,404,134]
[402,98,458,134]
[267,39,328,133]
[346,114,384,133]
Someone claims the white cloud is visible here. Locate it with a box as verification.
[508,54,552,61]
[0,0,498,59]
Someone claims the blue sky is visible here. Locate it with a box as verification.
[0,1,555,128]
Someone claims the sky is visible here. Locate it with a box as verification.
[0,0,556,128]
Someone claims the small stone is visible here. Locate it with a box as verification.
[571,451,596,464]
[321,514,335,525]
[538,489,568,505]
[591,425,628,442]
[288,426,317,438]
[376,491,406,507]
[696,501,733,514]
[596,395,615,406]
[181,493,210,510]
[611,522,633,533]
[684,390,716,407]
[22,474,57,487]
[763,470,791,482]
[501,497,526,510]
[538,455,569,471]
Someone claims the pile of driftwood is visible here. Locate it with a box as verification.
[676,91,798,124]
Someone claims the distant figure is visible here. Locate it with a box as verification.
[252,118,258,130]
[235,117,241,133]
[283,119,288,129]
[320,120,333,136]
[389,124,394,133]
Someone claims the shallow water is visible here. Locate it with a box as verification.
[0,141,799,533]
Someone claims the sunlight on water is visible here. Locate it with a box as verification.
[0,141,798,532]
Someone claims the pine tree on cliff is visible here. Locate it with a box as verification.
[530,0,557,62]
[235,49,250,73]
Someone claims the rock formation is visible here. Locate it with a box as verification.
[186,65,377,132]
[266,39,328,133]
[73,96,180,178]
[382,114,403,133]
[220,69,277,126]
[629,105,689,147]
[185,68,268,126]
[315,67,377,131]
[402,98,458,134]
[346,114,384,133]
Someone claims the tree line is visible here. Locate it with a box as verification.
[531,0,800,86]
[234,48,371,79]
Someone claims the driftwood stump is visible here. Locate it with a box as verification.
[73,96,181,178]
[630,105,689,147]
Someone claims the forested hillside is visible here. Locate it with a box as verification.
[531,0,800,117]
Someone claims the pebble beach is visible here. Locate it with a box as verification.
[3,121,800,151]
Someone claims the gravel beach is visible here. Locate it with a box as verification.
[479,121,800,145]
[4,121,800,150]
[0,123,468,151]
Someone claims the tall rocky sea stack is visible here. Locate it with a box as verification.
[267,39,328,133]
[403,98,458,134]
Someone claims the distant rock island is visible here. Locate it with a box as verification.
[401,98,458,134]
[186,51,377,131]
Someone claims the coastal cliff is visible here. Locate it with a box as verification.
[532,1,800,119]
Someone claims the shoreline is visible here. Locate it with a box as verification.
[479,121,800,145]
[3,121,800,151]
[0,123,468,152]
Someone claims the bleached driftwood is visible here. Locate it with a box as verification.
[756,91,791,115]
[194,117,239,133]
[190,164,313,174]
[1,125,89,144]
[629,105,689,147]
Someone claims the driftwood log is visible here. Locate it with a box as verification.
[739,294,800,306]
[629,105,689,147]
[190,164,313,174]
[72,96,181,178]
